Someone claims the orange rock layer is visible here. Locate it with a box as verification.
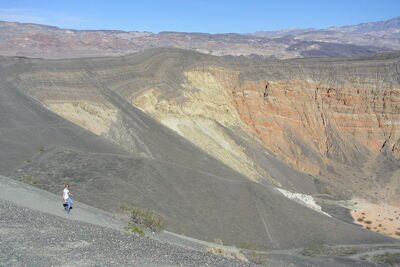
[232,80,400,176]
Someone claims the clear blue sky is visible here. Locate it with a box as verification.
[0,0,399,33]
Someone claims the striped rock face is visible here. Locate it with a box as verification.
[131,61,400,205]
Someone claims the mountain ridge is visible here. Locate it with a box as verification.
[0,17,399,59]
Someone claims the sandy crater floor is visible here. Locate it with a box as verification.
[350,199,400,239]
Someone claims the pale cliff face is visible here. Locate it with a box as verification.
[133,67,264,181]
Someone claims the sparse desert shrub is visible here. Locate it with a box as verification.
[128,206,165,232]
[333,246,360,256]
[364,220,372,224]
[301,242,325,256]
[208,247,249,263]
[395,231,400,236]
[247,251,267,265]
[209,247,226,257]
[125,221,145,237]
[373,253,400,266]
[320,245,361,257]
[357,218,364,222]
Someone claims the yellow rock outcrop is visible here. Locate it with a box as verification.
[47,102,118,136]
[133,67,265,181]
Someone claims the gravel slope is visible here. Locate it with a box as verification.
[0,200,255,267]
[2,200,394,267]
[1,172,398,266]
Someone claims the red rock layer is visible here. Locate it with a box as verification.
[232,80,400,176]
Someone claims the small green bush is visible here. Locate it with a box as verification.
[125,221,145,237]
[121,205,165,233]
[129,207,165,232]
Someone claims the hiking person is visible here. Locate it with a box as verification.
[62,183,73,213]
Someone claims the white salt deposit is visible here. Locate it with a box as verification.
[276,188,331,217]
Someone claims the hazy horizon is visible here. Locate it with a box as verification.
[0,0,399,34]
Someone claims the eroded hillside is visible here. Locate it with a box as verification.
[1,48,399,246]
[231,78,400,203]
[5,49,400,205]
[130,57,400,204]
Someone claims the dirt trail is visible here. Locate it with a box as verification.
[0,175,124,230]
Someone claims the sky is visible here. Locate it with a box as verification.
[0,0,399,33]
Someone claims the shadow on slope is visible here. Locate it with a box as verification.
[11,147,395,250]
[0,81,128,173]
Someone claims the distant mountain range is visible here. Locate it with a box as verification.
[251,17,400,50]
[0,16,399,59]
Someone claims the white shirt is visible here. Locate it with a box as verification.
[63,188,70,201]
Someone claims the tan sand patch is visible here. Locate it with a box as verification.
[350,199,400,239]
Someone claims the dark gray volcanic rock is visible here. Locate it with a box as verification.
[288,41,388,58]
[0,200,255,266]
[3,175,394,267]
[10,147,395,250]
[2,198,391,267]
[0,49,397,251]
